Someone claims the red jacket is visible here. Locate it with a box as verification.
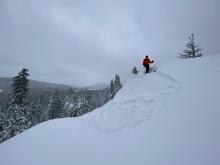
[143,57,153,65]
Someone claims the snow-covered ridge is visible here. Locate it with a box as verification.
[81,70,181,132]
[0,54,220,165]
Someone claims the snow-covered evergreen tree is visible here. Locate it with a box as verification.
[64,93,77,117]
[0,111,6,134]
[179,33,202,58]
[47,90,65,120]
[28,102,43,126]
[10,68,30,105]
[0,112,11,143]
[65,93,92,117]
[75,96,92,116]
[6,104,32,136]
[4,68,33,138]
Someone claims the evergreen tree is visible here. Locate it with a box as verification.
[6,104,32,136]
[109,80,115,99]
[0,112,11,143]
[179,33,202,58]
[0,111,5,133]
[47,90,65,120]
[108,75,122,100]
[114,74,122,94]
[4,68,32,138]
[10,68,30,105]
[74,96,91,116]
[65,93,92,117]
[28,102,42,126]
[103,87,110,103]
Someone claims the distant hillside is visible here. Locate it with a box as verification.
[0,77,11,90]
[86,83,108,90]
[0,77,77,113]
[0,77,76,91]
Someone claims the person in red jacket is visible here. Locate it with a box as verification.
[143,55,154,73]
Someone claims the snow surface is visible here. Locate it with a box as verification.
[0,54,220,165]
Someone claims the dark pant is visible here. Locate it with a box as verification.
[143,64,149,73]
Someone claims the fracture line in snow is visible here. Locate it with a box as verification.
[156,71,181,92]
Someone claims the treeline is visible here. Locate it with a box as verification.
[0,69,122,143]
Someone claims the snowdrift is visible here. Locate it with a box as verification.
[0,54,220,165]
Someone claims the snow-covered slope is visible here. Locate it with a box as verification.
[1,55,220,165]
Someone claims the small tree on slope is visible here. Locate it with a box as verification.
[131,66,138,74]
[179,33,202,58]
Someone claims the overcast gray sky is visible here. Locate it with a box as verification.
[0,0,219,87]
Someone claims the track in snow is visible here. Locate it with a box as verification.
[82,71,181,133]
